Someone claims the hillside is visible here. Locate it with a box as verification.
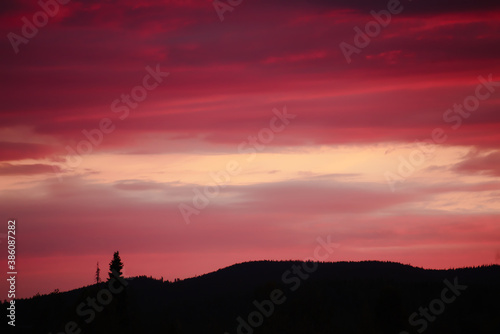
[3,261,500,333]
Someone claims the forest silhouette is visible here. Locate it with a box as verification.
[2,260,500,334]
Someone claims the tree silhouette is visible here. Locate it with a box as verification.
[95,261,101,284]
[108,251,124,280]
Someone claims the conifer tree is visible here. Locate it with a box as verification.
[108,251,124,280]
[95,262,101,284]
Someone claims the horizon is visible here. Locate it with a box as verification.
[15,258,500,300]
[1,0,500,301]
[10,257,500,300]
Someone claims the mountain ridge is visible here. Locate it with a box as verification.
[4,260,500,333]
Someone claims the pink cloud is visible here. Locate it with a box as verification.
[0,162,61,175]
[453,151,500,176]
[1,174,499,297]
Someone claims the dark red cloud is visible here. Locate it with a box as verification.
[0,141,57,161]
[1,0,499,158]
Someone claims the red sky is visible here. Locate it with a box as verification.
[1,0,500,298]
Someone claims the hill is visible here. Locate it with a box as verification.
[3,260,500,333]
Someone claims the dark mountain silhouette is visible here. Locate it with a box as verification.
[3,261,500,333]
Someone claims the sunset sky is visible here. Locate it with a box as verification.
[1,0,500,298]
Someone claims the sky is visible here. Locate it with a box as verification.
[1,0,500,298]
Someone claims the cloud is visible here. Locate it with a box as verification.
[453,151,500,177]
[1,0,499,160]
[0,163,61,175]
[224,178,420,214]
[1,172,499,297]
[0,142,57,161]
[1,175,498,262]
[113,179,179,191]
